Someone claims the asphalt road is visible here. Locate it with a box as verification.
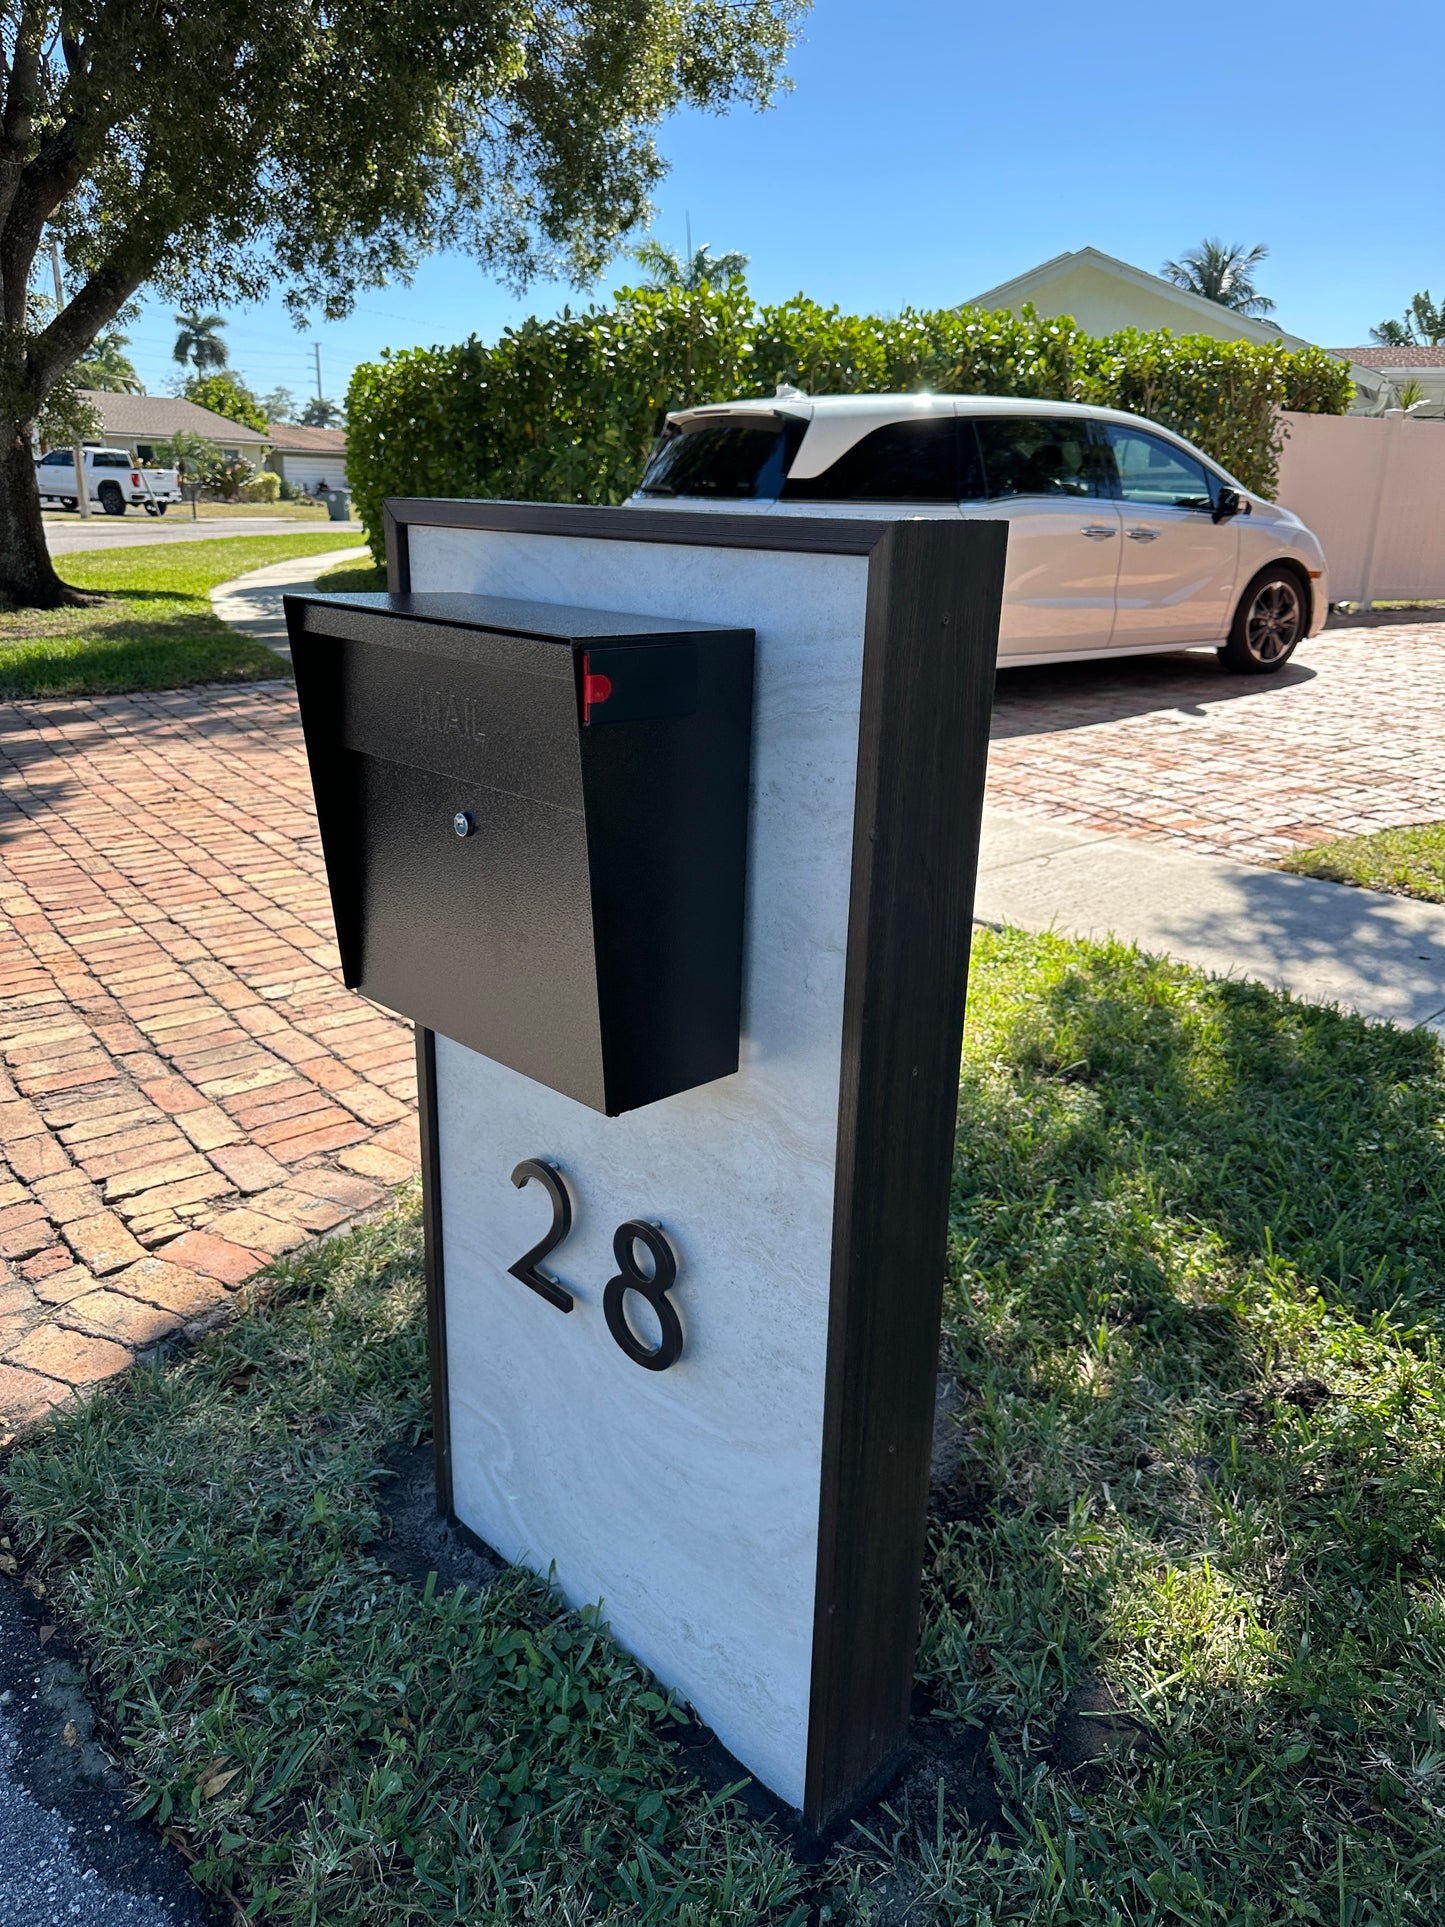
[44,513,363,554]
[0,1582,207,1926]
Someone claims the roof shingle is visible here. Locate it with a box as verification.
[1330,346,1445,369]
[79,391,271,444]
[265,422,347,453]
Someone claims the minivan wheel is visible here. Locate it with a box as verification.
[1219,568,1305,674]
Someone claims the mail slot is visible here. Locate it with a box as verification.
[284,590,754,1115]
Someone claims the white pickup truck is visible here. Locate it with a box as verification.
[34,446,183,516]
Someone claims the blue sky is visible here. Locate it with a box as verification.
[121,0,1443,406]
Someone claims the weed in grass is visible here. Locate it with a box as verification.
[0,534,352,697]
[5,930,1445,1923]
[1280,821,1445,903]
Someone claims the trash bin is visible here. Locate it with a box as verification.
[283,587,754,1115]
[324,488,351,522]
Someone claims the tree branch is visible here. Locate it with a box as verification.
[0,0,47,230]
[26,222,160,398]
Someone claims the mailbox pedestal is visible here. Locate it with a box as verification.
[289,502,1005,1832]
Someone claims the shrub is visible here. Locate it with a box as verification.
[238,469,281,503]
[151,429,221,477]
[346,289,1354,558]
[203,456,254,501]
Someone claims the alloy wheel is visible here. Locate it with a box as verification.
[1244,580,1302,663]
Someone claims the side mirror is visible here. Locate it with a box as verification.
[1213,486,1250,524]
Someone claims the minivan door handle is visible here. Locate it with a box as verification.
[1081,524,1117,540]
[1126,527,1160,542]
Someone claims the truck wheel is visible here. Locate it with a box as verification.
[154,502,168,515]
[144,502,159,516]
[98,482,126,516]
[61,498,76,511]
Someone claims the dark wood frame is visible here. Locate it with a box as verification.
[392,499,1005,1833]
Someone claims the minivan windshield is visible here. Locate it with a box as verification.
[637,414,807,499]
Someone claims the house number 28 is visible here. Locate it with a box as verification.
[507,1158,683,1371]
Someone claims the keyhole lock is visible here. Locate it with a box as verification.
[453,810,475,838]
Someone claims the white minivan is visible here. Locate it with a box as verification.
[628,394,1328,674]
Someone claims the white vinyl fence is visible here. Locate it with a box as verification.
[1275,410,1445,605]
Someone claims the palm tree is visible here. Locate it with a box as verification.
[1371,292,1445,348]
[76,330,143,393]
[300,396,343,427]
[1161,240,1275,317]
[173,311,229,371]
[632,239,749,291]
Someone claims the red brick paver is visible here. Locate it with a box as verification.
[986,619,1445,862]
[3,621,1440,1444]
[0,680,418,1447]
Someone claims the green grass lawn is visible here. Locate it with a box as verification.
[1280,821,1445,903]
[5,928,1444,1924]
[0,534,360,698]
[313,556,387,593]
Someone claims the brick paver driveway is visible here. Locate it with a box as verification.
[987,615,1445,862]
[2,616,1442,1444]
[0,682,416,1446]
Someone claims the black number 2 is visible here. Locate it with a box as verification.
[508,1159,575,1312]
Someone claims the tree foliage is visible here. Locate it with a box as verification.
[1371,292,1445,347]
[1161,240,1275,317]
[75,327,141,392]
[300,396,344,428]
[0,0,806,603]
[149,429,221,476]
[345,286,1354,551]
[173,312,229,371]
[184,371,268,435]
[632,239,750,290]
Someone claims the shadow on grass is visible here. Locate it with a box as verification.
[0,617,287,703]
[912,926,1445,1916]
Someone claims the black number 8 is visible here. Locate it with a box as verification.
[603,1221,683,1372]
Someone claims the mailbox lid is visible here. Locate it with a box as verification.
[287,591,750,801]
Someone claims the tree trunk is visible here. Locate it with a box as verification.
[0,415,74,608]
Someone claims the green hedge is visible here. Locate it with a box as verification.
[346,285,1353,556]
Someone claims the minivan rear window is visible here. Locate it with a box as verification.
[784,416,976,502]
[637,416,807,499]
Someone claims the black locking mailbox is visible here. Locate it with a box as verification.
[284,590,754,1115]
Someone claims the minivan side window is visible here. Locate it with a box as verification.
[1104,426,1215,512]
[972,417,1101,500]
[783,416,969,502]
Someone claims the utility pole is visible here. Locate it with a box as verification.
[313,342,323,403]
[49,240,92,519]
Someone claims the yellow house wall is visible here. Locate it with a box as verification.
[991,262,1261,343]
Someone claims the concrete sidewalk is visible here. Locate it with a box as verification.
[210,546,369,655]
[976,807,1445,1030]
[47,516,364,555]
